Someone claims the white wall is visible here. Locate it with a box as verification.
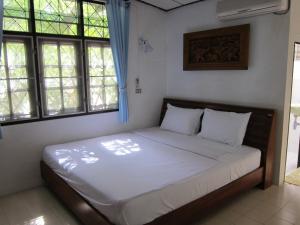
[165,0,290,184]
[0,1,167,196]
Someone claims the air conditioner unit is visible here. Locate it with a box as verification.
[217,0,289,21]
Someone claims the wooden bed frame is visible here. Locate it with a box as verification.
[41,98,276,225]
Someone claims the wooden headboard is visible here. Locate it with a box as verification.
[160,98,276,188]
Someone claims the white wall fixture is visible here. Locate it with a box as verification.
[139,37,153,53]
[217,0,289,21]
[135,78,142,94]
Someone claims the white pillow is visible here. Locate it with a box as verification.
[199,108,251,146]
[161,104,203,135]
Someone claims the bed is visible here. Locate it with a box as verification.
[41,98,276,225]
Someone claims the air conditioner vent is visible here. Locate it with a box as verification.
[217,0,289,20]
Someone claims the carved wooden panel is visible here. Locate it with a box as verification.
[184,24,250,70]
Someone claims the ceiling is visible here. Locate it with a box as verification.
[137,0,205,11]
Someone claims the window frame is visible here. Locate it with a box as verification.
[1,35,40,123]
[37,37,86,117]
[1,0,118,126]
[85,39,119,113]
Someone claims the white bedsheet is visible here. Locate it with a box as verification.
[43,127,261,225]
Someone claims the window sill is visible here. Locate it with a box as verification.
[0,109,119,126]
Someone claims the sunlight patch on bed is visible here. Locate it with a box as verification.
[81,156,99,163]
[25,216,45,225]
[58,156,72,164]
[101,139,141,156]
[55,147,99,170]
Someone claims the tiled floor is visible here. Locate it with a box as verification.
[0,183,300,225]
[0,187,80,225]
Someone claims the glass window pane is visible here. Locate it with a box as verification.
[40,40,84,117]
[103,47,115,76]
[62,78,77,88]
[105,86,118,108]
[42,44,58,66]
[63,88,79,110]
[44,67,59,78]
[0,39,38,122]
[90,77,103,87]
[3,0,30,32]
[83,2,109,38]
[60,45,76,65]
[11,91,31,115]
[34,0,79,35]
[0,57,6,80]
[45,78,60,88]
[87,42,118,112]
[10,79,29,91]
[88,46,103,67]
[46,89,62,113]
[0,81,8,93]
[89,68,102,77]
[104,77,117,86]
[0,60,8,118]
[9,67,28,79]
[61,67,76,77]
[90,87,104,111]
[6,42,27,68]
[0,92,10,117]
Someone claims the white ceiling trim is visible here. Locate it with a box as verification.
[138,0,204,11]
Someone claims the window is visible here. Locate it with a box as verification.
[86,42,118,111]
[0,37,38,122]
[34,0,79,35]
[1,0,118,125]
[83,2,109,38]
[39,39,84,116]
[3,0,30,32]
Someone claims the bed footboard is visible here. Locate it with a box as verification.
[41,160,264,225]
[40,161,114,225]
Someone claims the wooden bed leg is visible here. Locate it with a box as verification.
[260,113,276,190]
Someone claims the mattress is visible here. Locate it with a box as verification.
[43,127,261,225]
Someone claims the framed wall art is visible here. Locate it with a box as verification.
[183,24,250,70]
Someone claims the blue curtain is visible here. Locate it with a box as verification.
[0,0,3,139]
[106,0,130,123]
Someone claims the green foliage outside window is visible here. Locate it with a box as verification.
[3,0,110,38]
[83,2,110,38]
[34,0,79,35]
[1,0,117,123]
[3,0,30,32]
